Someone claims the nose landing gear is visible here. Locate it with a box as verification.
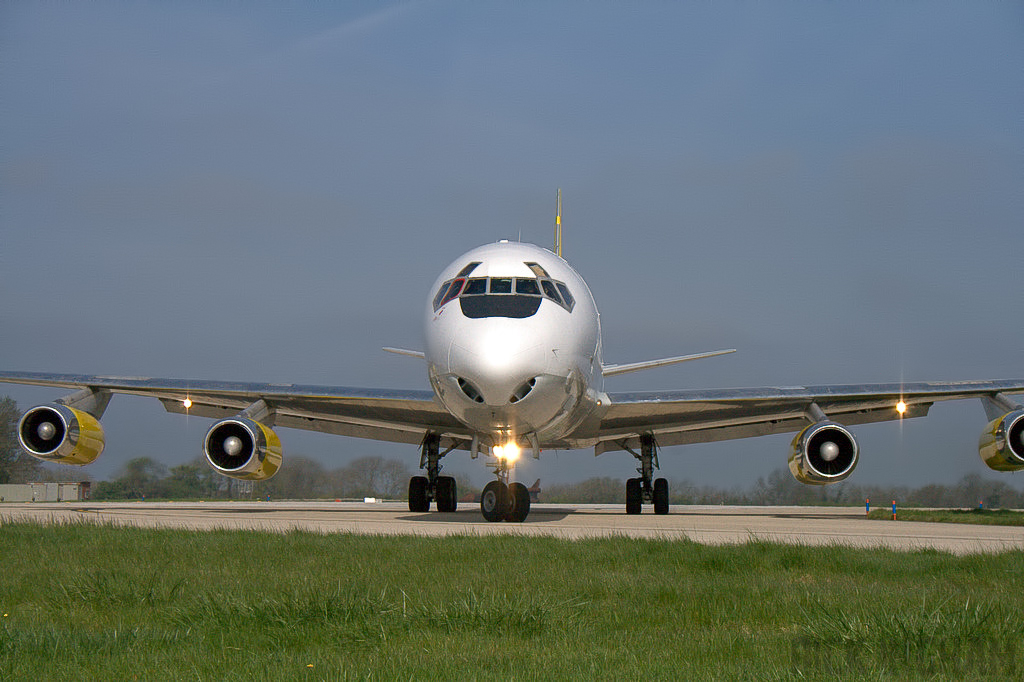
[625,434,669,515]
[480,451,530,522]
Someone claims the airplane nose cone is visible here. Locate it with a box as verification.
[449,324,548,406]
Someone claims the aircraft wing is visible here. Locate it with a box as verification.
[0,371,467,447]
[594,379,1024,454]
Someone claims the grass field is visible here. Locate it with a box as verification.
[867,507,1024,526]
[1,523,1022,680]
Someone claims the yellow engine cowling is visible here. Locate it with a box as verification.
[203,417,282,480]
[18,404,105,465]
[978,409,1024,472]
[789,421,859,485]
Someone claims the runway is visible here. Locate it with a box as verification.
[3,501,1022,554]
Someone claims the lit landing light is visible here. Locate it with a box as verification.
[896,400,907,416]
[493,442,521,463]
[183,397,193,410]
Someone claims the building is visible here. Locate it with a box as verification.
[0,482,91,503]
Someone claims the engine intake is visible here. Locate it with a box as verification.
[18,404,105,465]
[789,421,859,485]
[978,409,1024,472]
[204,417,282,480]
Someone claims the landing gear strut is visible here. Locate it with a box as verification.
[408,433,458,512]
[625,434,669,515]
[480,450,530,523]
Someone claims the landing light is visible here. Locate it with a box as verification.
[494,443,520,462]
[183,398,193,410]
[896,400,907,415]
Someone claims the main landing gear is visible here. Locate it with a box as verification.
[625,434,669,515]
[480,452,530,523]
[408,434,458,513]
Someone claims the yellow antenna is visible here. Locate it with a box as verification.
[553,188,563,257]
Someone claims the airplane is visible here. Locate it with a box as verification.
[527,479,541,502]
[3,205,1024,522]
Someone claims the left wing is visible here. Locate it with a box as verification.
[0,371,468,447]
[594,379,1024,453]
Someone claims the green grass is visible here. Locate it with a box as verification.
[868,507,1024,526]
[1,523,1023,680]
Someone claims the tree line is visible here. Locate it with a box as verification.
[541,469,1024,508]
[88,455,432,501]
[86,457,1024,508]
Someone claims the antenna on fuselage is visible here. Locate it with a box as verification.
[553,188,563,258]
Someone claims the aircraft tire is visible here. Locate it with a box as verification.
[408,476,430,512]
[506,482,531,522]
[625,477,642,514]
[653,477,669,515]
[480,481,509,522]
[436,475,458,512]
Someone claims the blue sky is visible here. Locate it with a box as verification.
[2,2,1022,489]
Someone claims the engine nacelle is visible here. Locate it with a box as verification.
[978,409,1024,472]
[18,403,105,465]
[789,421,859,485]
[204,417,282,481]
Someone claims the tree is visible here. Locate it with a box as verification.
[377,458,411,498]
[0,396,43,484]
[119,457,167,498]
[164,461,221,499]
[257,456,328,499]
[543,477,623,503]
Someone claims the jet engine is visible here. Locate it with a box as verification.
[978,409,1024,472]
[204,417,282,480]
[18,403,105,465]
[789,421,859,485]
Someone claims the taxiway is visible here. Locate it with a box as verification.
[2,501,1022,554]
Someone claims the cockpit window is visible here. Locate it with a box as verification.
[540,279,561,304]
[525,262,550,278]
[515,278,540,295]
[489,277,512,294]
[432,283,449,310]
[555,282,575,311]
[456,262,481,278]
[433,263,576,316]
[439,278,464,308]
[463,278,487,295]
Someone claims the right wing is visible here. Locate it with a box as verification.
[592,379,1024,454]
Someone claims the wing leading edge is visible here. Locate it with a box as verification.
[593,379,1024,454]
[0,371,466,447]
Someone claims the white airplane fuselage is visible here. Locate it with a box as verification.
[425,241,604,452]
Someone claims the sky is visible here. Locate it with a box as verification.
[1,2,1022,490]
